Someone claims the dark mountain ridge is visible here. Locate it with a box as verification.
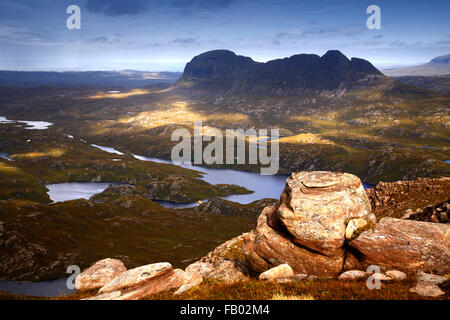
[176,49,384,95]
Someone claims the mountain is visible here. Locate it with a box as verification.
[383,54,450,76]
[176,50,385,95]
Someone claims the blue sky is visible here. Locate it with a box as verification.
[0,0,449,71]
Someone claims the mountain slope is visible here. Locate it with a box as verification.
[383,54,450,76]
[176,50,385,96]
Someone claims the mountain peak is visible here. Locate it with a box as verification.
[178,50,384,95]
[429,54,450,65]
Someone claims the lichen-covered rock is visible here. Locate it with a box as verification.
[114,268,185,300]
[345,218,369,240]
[206,259,248,283]
[275,274,308,283]
[75,258,127,291]
[185,262,214,278]
[338,270,366,280]
[243,206,344,276]
[385,270,407,281]
[277,171,374,256]
[174,271,203,295]
[410,282,445,298]
[417,272,448,285]
[259,264,294,281]
[98,262,172,294]
[349,218,450,274]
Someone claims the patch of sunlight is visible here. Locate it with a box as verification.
[89,89,150,99]
[118,101,208,128]
[0,162,19,173]
[12,148,66,159]
[271,293,315,300]
[275,133,335,145]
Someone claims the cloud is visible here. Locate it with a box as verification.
[170,37,197,45]
[91,36,108,43]
[85,0,150,16]
[171,0,236,10]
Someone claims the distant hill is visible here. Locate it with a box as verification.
[0,70,182,88]
[383,54,450,76]
[392,75,450,94]
[176,50,385,96]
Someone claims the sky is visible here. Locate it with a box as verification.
[0,0,449,71]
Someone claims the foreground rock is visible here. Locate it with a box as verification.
[278,171,374,256]
[385,270,407,281]
[98,262,173,294]
[349,218,450,274]
[75,258,127,291]
[410,282,445,298]
[244,206,344,276]
[338,270,366,281]
[259,264,294,281]
[417,272,448,285]
[206,259,248,283]
[244,171,374,276]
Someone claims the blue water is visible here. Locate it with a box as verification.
[46,182,120,202]
[0,278,74,297]
[0,152,12,161]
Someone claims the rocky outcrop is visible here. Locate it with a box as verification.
[243,206,345,276]
[75,258,127,291]
[366,178,450,220]
[81,261,205,300]
[244,171,374,276]
[98,262,173,294]
[349,218,450,274]
[402,198,449,223]
[278,171,374,255]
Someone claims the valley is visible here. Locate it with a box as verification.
[0,49,449,300]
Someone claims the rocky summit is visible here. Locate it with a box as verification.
[176,50,384,95]
[243,171,449,276]
[72,170,449,300]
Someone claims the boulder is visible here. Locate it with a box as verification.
[243,206,345,276]
[417,272,448,285]
[75,258,127,291]
[338,270,366,280]
[174,271,203,295]
[98,262,172,294]
[206,259,248,283]
[114,269,185,300]
[185,262,214,278]
[385,270,407,281]
[349,218,450,274]
[275,274,308,283]
[410,282,445,298]
[277,171,374,256]
[259,264,294,281]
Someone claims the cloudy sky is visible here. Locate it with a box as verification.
[0,0,449,71]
